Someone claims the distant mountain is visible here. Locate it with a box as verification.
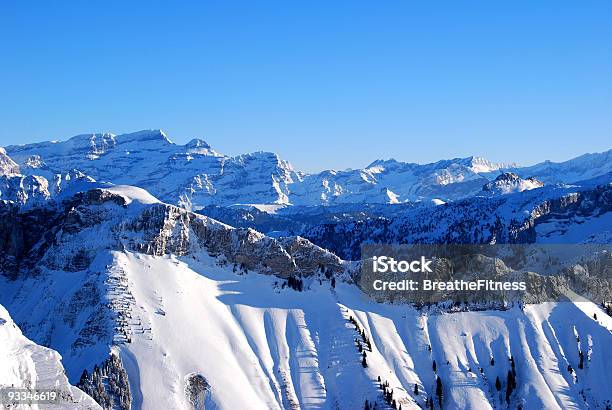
[5,130,610,208]
[0,169,97,208]
[482,172,544,195]
[512,150,612,184]
[301,180,612,260]
[5,131,299,209]
[0,147,20,175]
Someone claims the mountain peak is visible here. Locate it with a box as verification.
[0,147,20,175]
[185,138,211,149]
[461,156,517,173]
[365,158,405,171]
[482,172,544,195]
[116,129,172,144]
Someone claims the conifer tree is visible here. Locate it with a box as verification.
[436,376,443,408]
[505,370,516,403]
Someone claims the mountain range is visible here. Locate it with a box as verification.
[0,130,611,409]
[4,130,611,209]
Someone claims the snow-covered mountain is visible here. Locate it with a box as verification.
[512,149,612,185]
[0,304,101,409]
[1,185,611,409]
[5,130,610,208]
[1,132,611,409]
[0,170,98,208]
[482,172,544,195]
[0,147,20,176]
[301,179,612,260]
[5,131,300,209]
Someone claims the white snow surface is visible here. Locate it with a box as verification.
[0,304,101,409]
[2,249,611,409]
[102,185,161,205]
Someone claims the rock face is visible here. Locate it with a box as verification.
[301,182,612,260]
[0,147,20,175]
[184,373,211,410]
[1,187,345,282]
[482,172,544,195]
[0,304,101,409]
[6,129,610,207]
[0,168,97,207]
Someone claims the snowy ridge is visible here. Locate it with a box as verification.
[482,172,544,195]
[0,170,98,208]
[0,304,101,409]
[512,149,612,185]
[0,147,20,176]
[5,130,610,207]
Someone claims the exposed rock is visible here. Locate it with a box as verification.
[483,172,544,195]
[0,147,20,175]
[184,373,211,410]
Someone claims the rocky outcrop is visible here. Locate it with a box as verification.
[482,172,544,194]
[302,183,612,260]
[184,373,211,409]
[1,188,346,281]
[0,147,20,175]
[119,197,344,278]
[0,202,60,278]
[511,182,612,243]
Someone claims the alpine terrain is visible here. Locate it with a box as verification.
[1,130,610,410]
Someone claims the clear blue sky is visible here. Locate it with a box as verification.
[1,1,610,172]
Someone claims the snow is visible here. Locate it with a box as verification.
[103,185,160,205]
[0,192,610,409]
[0,132,610,410]
[0,305,101,409]
[6,129,608,207]
[4,249,603,409]
[536,212,612,244]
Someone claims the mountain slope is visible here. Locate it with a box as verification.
[3,249,611,409]
[0,184,611,409]
[512,149,612,185]
[5,131,299,209]
[0,304,101,409]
